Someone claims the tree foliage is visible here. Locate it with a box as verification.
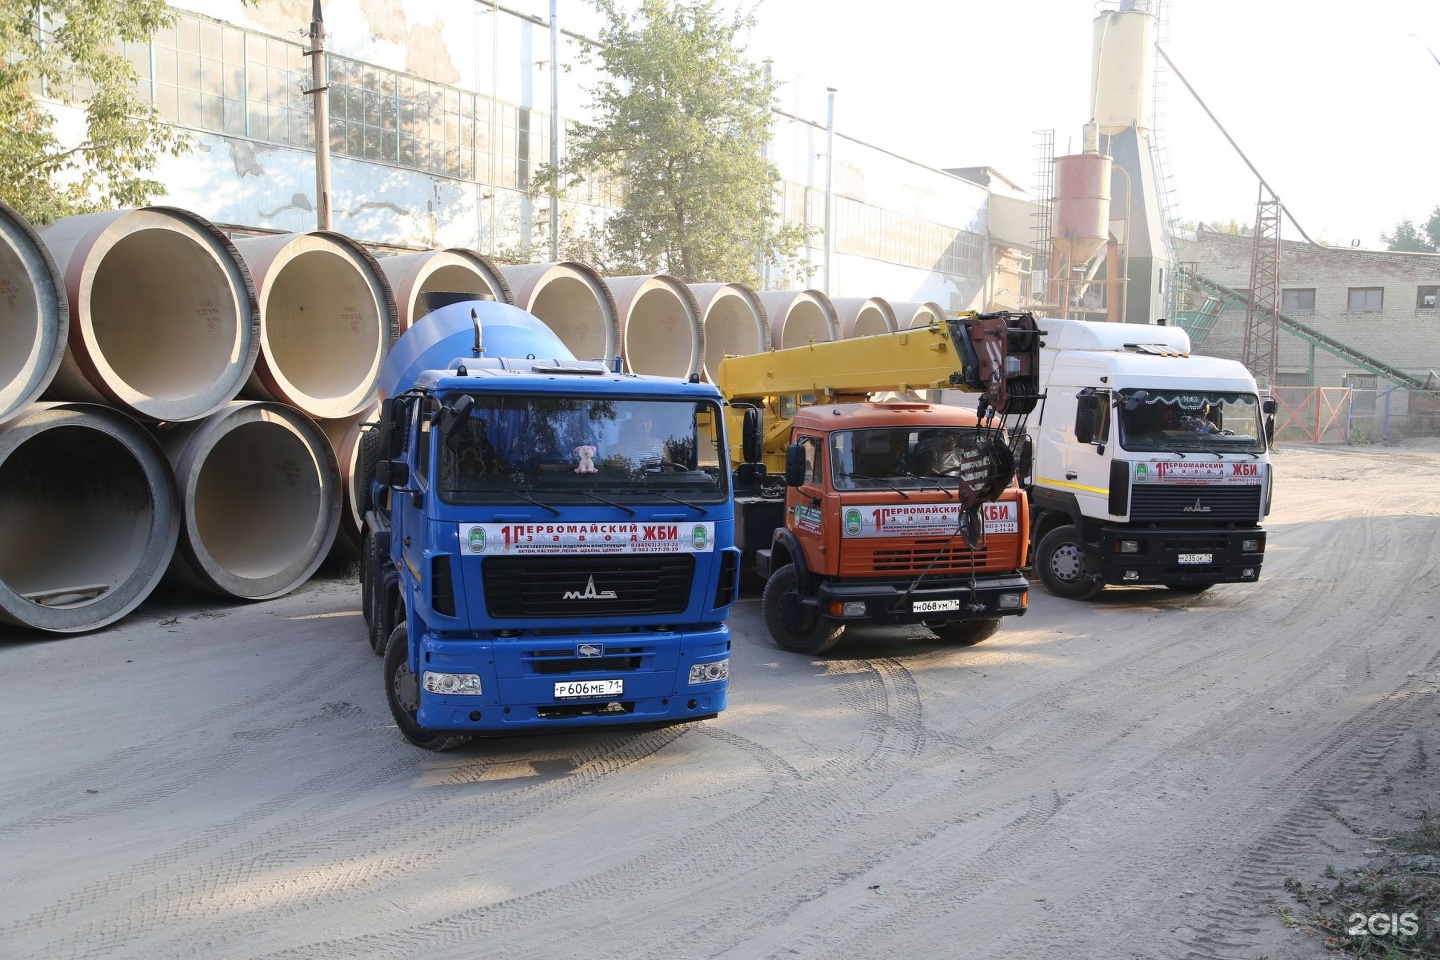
[535,0,809,285]
[0,1,216,225]
[1381,207,1440,253]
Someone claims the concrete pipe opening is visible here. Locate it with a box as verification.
[37,208,260,423]
[158,401,341,600]
[0,200,67,427]
[0,403,178,634]
[833,297,897,339]
[235,233,396,420]
[689,283,769,382]
[378,248,511,334]
[758,290,839,349]
[500,262,618,365]
[892,301,948,330]
[607,275,703,378]
[319,401,379,561]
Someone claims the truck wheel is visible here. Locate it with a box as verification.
[384,623,469,752]
[762,564,844,655]
[1166,582,1215,594]
[1036,524,1104,601]
[929,618,1002,646]
[361,528,374,629]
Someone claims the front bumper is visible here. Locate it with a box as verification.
[1095,525,1265,586]
[413,624,730,733]
[815,571,1029,626]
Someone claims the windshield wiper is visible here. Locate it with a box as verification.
[650,491,707,514]
[511,491,561,516]
[576,490,637,517]
[899,471,950,495]
[836,472,910,499]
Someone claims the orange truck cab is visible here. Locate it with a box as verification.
[755,401,1030,654]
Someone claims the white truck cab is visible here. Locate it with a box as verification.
[1021,318,1274,600]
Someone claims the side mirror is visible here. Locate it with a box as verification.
[1265,414,1276,448]
[1074,393,1098,445]
[1262,397,1278,415]
[380,397,406,460]
[741,405,764,463]
[376,460,410,487]
[784,443,806,487]
[435,395,474,439]
[1011,434,1033,487]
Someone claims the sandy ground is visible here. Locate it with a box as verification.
[1,439,1438,960]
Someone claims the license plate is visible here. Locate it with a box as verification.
[913,599,961,613]
[1177,553,1212,564]
[554,679,623,699]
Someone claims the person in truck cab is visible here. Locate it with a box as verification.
[914,429,963,475]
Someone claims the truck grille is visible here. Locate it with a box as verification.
[482,555,694,618]
[840,537,1015,578]
[1129,485,1262,522]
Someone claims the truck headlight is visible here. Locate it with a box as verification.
[689,659,729,684]
[422,672,482,696]
[998,593,1024,610]
[1242,538,1260,552]
[1116,539,1140,554]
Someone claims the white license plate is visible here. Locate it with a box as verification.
[554,679,624,699]
[913,599,961,613]
[1177,553,1213,564]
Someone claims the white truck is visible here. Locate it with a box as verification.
[1016,318,1275,600]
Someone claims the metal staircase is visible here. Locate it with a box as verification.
[1177,267,1430,390]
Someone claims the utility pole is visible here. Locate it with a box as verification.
[305,0,333,231]
[824,87,835,296]
[548,0,560,261]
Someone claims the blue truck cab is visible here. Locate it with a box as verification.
[363,301,738,750]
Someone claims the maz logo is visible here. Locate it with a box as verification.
[563,575,617,600]
[1182,498,1211,513]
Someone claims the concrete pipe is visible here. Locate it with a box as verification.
[0,200,67,427]
[0,402,179,634]
[377,248,512,334]
[688,282,769,382]
[499,262,618,366]
[605,274,703,378]
[833,296,898,339]
[36,207,260,423]
[891,300,948,329]
[757,289,839,349]
[234,232,397,420]
[155,401,341,600]
[319,400,379,561]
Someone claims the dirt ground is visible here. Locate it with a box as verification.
[1,439,1437,960]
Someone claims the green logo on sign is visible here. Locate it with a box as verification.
[844,508,863,536]
[468,526,486,553]
[1135,463,1148,482]
[692,525,708,550]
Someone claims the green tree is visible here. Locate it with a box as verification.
[0,1,248,225]
[1381,213,1438,253]
[535,0,809,284]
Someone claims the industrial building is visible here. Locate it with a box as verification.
[34,0,1439,432]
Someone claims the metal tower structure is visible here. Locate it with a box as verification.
[1243,195,1282,387]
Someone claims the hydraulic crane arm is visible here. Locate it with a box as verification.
[716,311,1041,417]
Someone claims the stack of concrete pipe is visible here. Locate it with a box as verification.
[1,200,957,635]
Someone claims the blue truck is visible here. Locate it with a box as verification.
[362,300,738,750]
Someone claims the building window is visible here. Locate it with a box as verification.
[1418,286,1438,310]
[1346,287,1383,313]
[1280,288,1315,312]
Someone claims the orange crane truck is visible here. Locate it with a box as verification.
[716,312,1042,654]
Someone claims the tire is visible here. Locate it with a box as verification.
[384,622,469,752]
[357,427,380,519]
[929,617,1002,646]
[1166,582,1216,594]
[1036,524,1104,601]
[761,563,844,655]
[360,528,374,629]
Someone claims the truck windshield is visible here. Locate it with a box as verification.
[830,426,990,490]
[436,395,727,505]
[1117,389,1266,454]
